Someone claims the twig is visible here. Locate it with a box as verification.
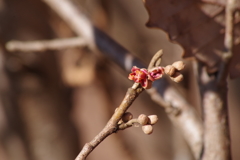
[148,49,163,69]
[76,86,144,160]
[118,119,139,130]
[6,37,87,52]
[42,0,203,158]
[75,52,162,160]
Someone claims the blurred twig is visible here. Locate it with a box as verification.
[6,37,87,52]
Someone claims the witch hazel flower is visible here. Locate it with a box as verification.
[128,66,164,89]
[148,67,165,81]
[128,66,150,89]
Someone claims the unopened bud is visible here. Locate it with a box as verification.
[138,114,149,125]
[122,112,133,122]
[148,115,158,125]
[172,61,185,71]
[142,125,153,135]
[170,72,184,83]
[164,65,176,76]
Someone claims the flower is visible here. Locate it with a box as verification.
[128,66,164,89]
[148,67,164,81]
[128,66,149,88]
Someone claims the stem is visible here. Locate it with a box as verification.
[75,80,144,160]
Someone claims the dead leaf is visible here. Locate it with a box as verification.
[143,0,240,78]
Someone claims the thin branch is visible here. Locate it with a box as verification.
[42,0,203,158]
[118,119,139,130]
[75,50,162,160]
[6,37,87,52]
[148,49,163,69]
[76,85,144,160]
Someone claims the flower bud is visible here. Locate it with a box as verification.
[122,112,133,122]
[172,61,185,71]
[138,114,149,125]
[164,65,176,76]
[148,115,158,125]
[170,72,184,83]
[142,125,153,135]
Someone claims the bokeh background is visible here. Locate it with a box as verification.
[0,0,239,160]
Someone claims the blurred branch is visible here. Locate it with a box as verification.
[218,0,236,83]
[41,0,203,159]
[6,37,87,52]
[201,0,236,159]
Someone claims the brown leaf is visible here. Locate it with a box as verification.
[143,0,240,78]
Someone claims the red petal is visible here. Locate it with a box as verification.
[148,67,164,80]
[131,66,140,72]
[128,73,135,80]
[140,79,148,89]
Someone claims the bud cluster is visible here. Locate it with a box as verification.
[138,114,158,135]
[120,112,158,135]
[164,61,185,83]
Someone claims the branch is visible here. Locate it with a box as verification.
[217,0,236,83]
[41,0,203,158]
[201,1,236,159]
[76,86,144,160]
[6,37,87,52]
[75,50,164,160]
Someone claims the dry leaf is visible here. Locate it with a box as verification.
[143,0,240,78]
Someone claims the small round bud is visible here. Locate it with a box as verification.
[164,65,176,76]
[138,114,149,125]
[122,112,133,122]
[142,125,153,135]
[172,61,185,71]
[170,72,184,83]
[148,115,158,125]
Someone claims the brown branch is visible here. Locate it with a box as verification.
[42,0,203,159]
[76,85,144,160]
[201,1,236,159]
[6,37,87,52]
[75,51,162,160]
[217,0,237,83]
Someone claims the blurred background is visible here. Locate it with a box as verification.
[0,0,239,160]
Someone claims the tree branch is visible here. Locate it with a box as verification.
[76,85,144,160]
[40,0,203,158]
[6,37,87,52]
[201,0,236,159]
[218,0,236,83]
[75,50,163,160]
